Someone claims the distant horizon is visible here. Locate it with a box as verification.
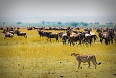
[0,15,116,25]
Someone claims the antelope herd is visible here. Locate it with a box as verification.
[1,26,116,46]
[2,27,27,39]
[37,27,116,46]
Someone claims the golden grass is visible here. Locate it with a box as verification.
[0,28,116,78]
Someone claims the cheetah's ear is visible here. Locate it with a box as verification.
[71,52,75,56]
[76,54,80,55]
[72,52,76,55]
[73,52,76,54]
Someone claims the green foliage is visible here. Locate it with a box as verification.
[114,25,116,28]
[0,21,116,28]
[17,21,22,25]
[83,22,88,26]
[70,22,78,27]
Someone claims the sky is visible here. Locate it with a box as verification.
[0,0,116,17]
[0,0,116,24]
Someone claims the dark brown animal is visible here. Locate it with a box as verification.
[4,32,14,39]
[61,33,68,45]
[37,30,45,37]
[45,32,59,42]
[15,30,27,38]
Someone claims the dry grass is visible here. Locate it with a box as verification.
[0,28,116,78]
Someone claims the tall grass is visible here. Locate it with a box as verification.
[0,28,116,78]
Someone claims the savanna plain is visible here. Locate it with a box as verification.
[0,28,116,78]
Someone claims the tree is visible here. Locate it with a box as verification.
[83,22,88,26]
[94,22,99,25]
[17,21,22,25]
[58,21,62,24]
[106,22,114,25]
[71,22,78,27]
[3,22,5,26]
[41,20,45,25]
